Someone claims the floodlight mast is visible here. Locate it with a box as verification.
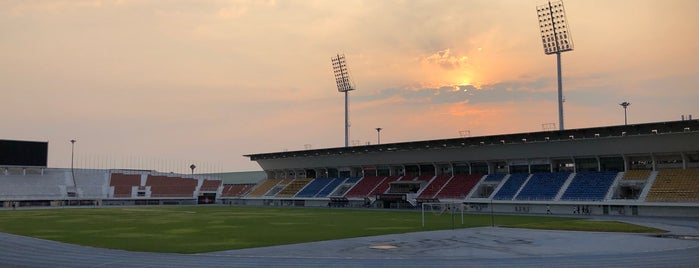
[537,0,574,130]
[620,102,631,125]
[331,54,356,148]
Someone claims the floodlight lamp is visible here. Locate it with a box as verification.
[331,54,356,92]
[537,0,574,55]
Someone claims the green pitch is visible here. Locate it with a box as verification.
[0,206,662,253]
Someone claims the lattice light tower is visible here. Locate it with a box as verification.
[537,0,574,130]
[331,54,357,148]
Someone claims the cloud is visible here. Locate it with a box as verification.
[356,78,553,107]
[422,49,469,70]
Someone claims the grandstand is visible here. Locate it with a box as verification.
[241,120,699,215]
[2,120,699,217]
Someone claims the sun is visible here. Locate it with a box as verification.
[457,76,472,87]
[452,72,481,89]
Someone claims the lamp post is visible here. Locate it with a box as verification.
[620,102,631,125]
[70,139,77,199]
[376,128,382,145]
[190,164,196,175]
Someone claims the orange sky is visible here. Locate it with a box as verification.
[1,0,698,172]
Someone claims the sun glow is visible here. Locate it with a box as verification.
[456,75,473,88]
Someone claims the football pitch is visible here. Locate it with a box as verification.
[0,206,663,253]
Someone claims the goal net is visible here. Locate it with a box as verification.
[421,202,465,228]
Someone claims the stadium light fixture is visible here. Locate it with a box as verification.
[537,0,574,130]
[331,54,356,148]
[620,102,631,125]
[190,164,196,175]
[376,128,383,145]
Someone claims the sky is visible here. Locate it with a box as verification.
[1,0,698,172]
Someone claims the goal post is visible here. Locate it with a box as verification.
[421,202,465,228]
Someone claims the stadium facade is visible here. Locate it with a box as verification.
[1,120,698,217]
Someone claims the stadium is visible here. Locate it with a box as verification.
[2,119,698,216]
[2,0,699,267]
[1,119,699,267]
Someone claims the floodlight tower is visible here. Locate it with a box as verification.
[620,102,631,125]
[537,0,574,130]
[331,54,357,147]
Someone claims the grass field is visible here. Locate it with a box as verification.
[0,206,663,253]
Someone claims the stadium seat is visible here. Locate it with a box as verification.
[493,173,529,200]
[560,172,617,201]
[344,176,385,198]
[368,176,401,196]
[221,184,255,197]
[515,172,570,201]
[276,178,313,197]
[417,174,452,199]
[646,169,699,202]
[434,174,483,199]
[246,179,283,197]
[200,179,222,192]
[316,178,348,197]
[622,170,651,181]
[146,175,198,198]
[110,173,142,198]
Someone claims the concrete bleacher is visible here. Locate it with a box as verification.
[560,172,617,201]
[74,170,109,198]
[435,174,483,199]
[646,169,699,202]
[516,172,570,201]
[493,173,530,200]
[0,170,69,200]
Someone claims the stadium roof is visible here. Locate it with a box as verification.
[245,120,699,161]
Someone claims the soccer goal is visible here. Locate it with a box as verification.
[421,202,465,228]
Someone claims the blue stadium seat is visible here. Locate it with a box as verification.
[515,172,570,201]
[295,178,333,198]
[492,173,529,200]
[316,178,348,197]
[561,172,617,201]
